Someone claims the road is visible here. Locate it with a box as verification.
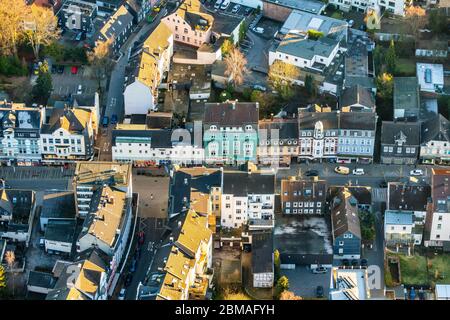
[97,8,171,161]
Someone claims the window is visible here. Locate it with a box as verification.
[339,241,344,246]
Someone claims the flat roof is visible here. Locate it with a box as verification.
[330,268,369,300]
[384,210,413,225]
[416,63,444,92]
[266,0,326,14]
[74,162,131,187]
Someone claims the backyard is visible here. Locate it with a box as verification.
[386,253,450,287]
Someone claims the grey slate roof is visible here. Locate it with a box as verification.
[331,189,361,239]
[223,172,275,196]
[381,121,421,145]
[112,129,173,148]
[265,0,326,14]
[203,102,259,127]
[41,192,76,220]
[28,271,57,290]
[394,77,420,118]
[275,34,339,60]
[44,219,77,244]
[388,183,431,212]
[421,114,450,144]
[340,85,375,110]
[258,119,299,142]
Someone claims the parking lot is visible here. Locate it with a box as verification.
[202,0,255,18]
[282,267,331,299]
[49,64,98,99]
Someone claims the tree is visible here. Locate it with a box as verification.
[376,72,394,121]
[88,37,114,89]
[5,251,15,297]
[268,60,300,100]
[250,90,278,119]
[221,38,234,56]
[428,9,448,35]
[274,249,281,280]
[0,0,29,57]
[305,74,317,98]
[32,61,53,105]
[238,21,247,43]
[385,40,397,75]
[307,29,324,40]
[224,47,248,88]
[275,276,289,299]
[23,4,60,60]
[404,5,427,38]
[279,290,302,300]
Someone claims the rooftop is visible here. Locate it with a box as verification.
[275,33,339,60]
[416,63,444,93]
[265,0,326,14]
[45,219,77,244]
[252,231,274,274]
[222,171,275,196]
[74,162,131,187]
[97,5,133,42]
[330,189,361,239]
[330,268,369,300]
[388,182,431,212]
[203,101,259,126]
[41,192,76,220]
[384,210,414,225]
[280,10,347,37]
[41,107,92,135]
[394,77,420,120]
[0,189,34,225]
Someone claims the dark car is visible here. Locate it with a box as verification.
[124,273,133,287]
[51,64,58,74]
[379,181,387,188]
[316,286,324,298]
[244,7,252,15]
[342,259,350,266]
[111,114,118,125]
[361,259,368,267]
[130,258,137,273]
[312,266,327,274]
[138,231,145,245]
[57,65,64,74]
[351,259,359,267]
[305,170,319,177]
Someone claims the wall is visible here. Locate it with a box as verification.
[262,1,293,22]
[124,80,154,115]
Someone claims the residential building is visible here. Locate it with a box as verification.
[73,162,133,294]
[40,192,77,231]
[329,0,410,16]
[251,231,274,288]
[124,0,152,24]
[44,219,77,255]
[280,176,327,215]
[393,77,420,121]
[329,267,370,300]
[416,63,444,93]
[384,210,416,246]
[380,121,421,165]
[95,5,134,54]
[156,209,213,300]
[57,0,97,33]
[262,0,326,22]
[111,127,204,165]
[161,0,214,47]
[387,182,430,222]
[420,115,450,165]
[221,170,275,230]
[424,169,450,248]
[415,40,448,59]
[339,85,376,113]
[203,101,259,165]
[40,107,95,162]
[0,190,36,246]
[93,0,125,17]
[258,118,299,166]
[124,23,173,115]
[211,13,244,46]
[298,106,377,163]
[330,188,361,259]
[330,186,372,212]
[0,103,42,165]
[46,249,110,300]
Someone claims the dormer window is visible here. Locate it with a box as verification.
[245,125,253,131]
[210,125,217,131]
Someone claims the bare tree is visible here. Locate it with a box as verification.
[88,37,115,90]
[23,4,60,60]
[224,47,248,87]
[0,0,29,57]
[405,5,427,37]
[4,251,15,297]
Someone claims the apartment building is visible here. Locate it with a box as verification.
[124,23,173,114]
[420,115,450,165]
[221,170,275,230]
[425,169,450,248]
[57,0,97,33]
[380,121,420,165]
[203,101,259,165]
[0,103,43,165]
[281,176,327,215]
[329,0,410,16]
[161,0,213,47]
[40,107,95,163]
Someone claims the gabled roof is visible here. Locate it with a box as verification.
[203,101,259,126]
[222,171,275,196]
[275,33,339,60]
[331,188,361,239]
[97,5,133,42]
[381,121,421,145]
[421,114,450,144]
[42,107,91,134]
[340,85,375,110]
[259,118,299,142]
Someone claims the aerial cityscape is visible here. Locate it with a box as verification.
[0,0,450,306]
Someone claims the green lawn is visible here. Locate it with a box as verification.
[396,59,416,76]
[428,254,450,284]
[398,254,429,285]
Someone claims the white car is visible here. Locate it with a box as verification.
[77,85,82,95]
[353,168,365,175]
[118,288,126,300]
[253,27,264,34]
[335,166,350,175]
[410,169,424,176]
[231,4,240,13]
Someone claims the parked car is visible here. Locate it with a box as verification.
[305,169,319,177]
[253,84,267,92]
[51,64,58,74]
[111,114,118,125]
[352,168,365,175]
[361,259,368,267]
[312,266,327,274]
[130,258,137,273]
[71,66,78,74]
[220,0,230,10]
[335,166,350,175]
[351,259,359,267]
[124,273,133,287]
[342,259,350,266]
[57,65,64,74]
[102,116,109,128]
[138,231,145,245]
[244,7,252,15]
[316,285,324,298]
[39,237,45,247]
[253,27,264,34]
[410,169,423,176]
[347,19,354,27]
[379,181,387,188]
[214,0,222,9]
[231,4,240,13]
[77,85,83,95]
[118,288,126,300]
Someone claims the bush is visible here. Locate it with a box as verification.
[0,56,28,77]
